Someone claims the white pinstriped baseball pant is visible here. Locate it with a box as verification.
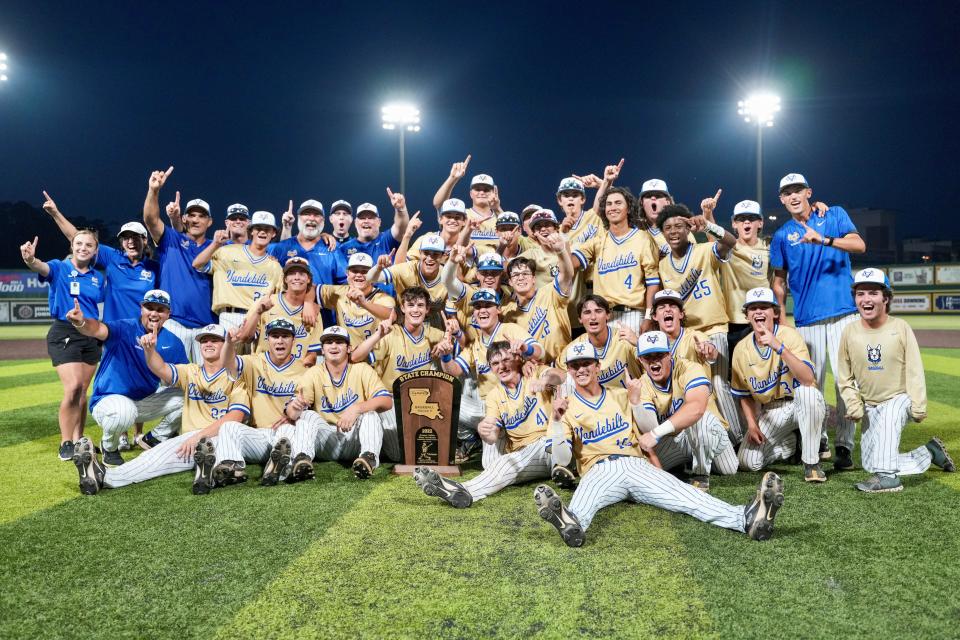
[568,456,746,532]
[215,421,312,466]
[92,388,183,452]
[707,332,745,444]
[653,411,739,477]
[461,438,551,501]
[607,308,644,337]
[458,377,485,441]
[739,386,826,470]
[102,431,223,489]
[163,319,204,363]
[860,394,932,476]
[797,313,859,450]
[296,409,385,465]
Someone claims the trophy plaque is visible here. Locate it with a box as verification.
[392,370,462,476]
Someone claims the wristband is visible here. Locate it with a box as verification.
[705,221,725,238]
[524,343,535,358]
[776,343,784,355]
[440,353,453,363]
[826,237,835,247]
[652,420,676,443]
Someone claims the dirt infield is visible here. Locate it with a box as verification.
[914,331,960,349]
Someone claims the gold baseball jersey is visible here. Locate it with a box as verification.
[568,208,603,246]
[556,330,641,389]
[253,293,323,360]
[645,227,697,256]
[658,242,730,335]
[406,233,457,263]
[638,356,727,428]
[516,243,561,292]
[561,386,643,475]
[170,363,250,432]
[467,208,500,254]
[722,239,771,324]
[318,284,396,346]
[237,352,306,428]
[836,316,926,420]
[381,260,448,315]
[731,324,813,405]
[297,361,392,420]
[204,244,283,313]
[444,284,515,338]
[370,324,447,390]
[666,327,713,368]
[571,228,661,309]
[483,365,553,453]
[453,321,540,397]
[503,280,571,364]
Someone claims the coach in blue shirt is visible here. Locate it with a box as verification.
[770,172,866,469]
[335,191,409,284]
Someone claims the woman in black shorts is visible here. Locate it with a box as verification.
[21,229,106,460]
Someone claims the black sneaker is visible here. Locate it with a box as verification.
[834,446,854,471]
[102,449,124,467]
[136,431,162,451]
[455,438,481,464]
[534,485,585,547]
[261,438,292,486]
[352,452,377,479]
[213,461,247,486]
[192,438,217,495]
[290,453,316,482]
[58,440,75,461]
[413,466,472,507]
[926,437,955,472]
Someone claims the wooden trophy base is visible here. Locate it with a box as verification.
[393,464,461,477]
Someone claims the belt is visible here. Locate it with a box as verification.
[596,454,628,465]
[220,307,249,314]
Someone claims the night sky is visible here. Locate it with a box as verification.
[1,1,958,241]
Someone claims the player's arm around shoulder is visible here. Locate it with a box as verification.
[193,230,229,272]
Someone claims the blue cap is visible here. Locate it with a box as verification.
[141,289,171,308]
[470,288,500,305]
[264,318,296,335]
[476,253,505,272]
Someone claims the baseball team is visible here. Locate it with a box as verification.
[20,157,954,547]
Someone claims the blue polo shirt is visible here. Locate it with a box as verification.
[335,231,400,284]
[94,247,160,322]
[267,237,338,285]
[89,318,188,410]
[155,227,215,328]
[39,259,106,321]
[770,206,858,326]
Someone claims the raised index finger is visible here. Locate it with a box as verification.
[163,166,174,179]
[174,190,181,205]
[42,190,52,201]
[463,154,471,166]
[616,157,625,171]
[386,187,395,200]
[713,188,722,202]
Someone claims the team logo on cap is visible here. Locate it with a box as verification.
[320,325,350,344]
[862,269,875,278]
[645,334,659,344]
[574,344,585,355]
[470,289,499,305]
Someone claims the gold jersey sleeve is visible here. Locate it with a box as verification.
[171,363,251,432]
[731,325,813,405]
[836,316,926,420]
[571,229,661,309]
[556,330,642,390]
[298,361,392,420]
[237,352,306,428]
[561,386,642,475]
[382,261,448,315]
[254,293,323,360]
[454,321,540,397]
[504,281,571,365]
[721,239,771,324]
[207,244,283,313]
[638,356,723,427]
[658,242,729,334]
[568,208,603,247]
[483,367,552,453]
[668,327,713,369]
[645,227,697,256]
[467,209,500,254]
[371,325,446,390]
[319,284,396,347]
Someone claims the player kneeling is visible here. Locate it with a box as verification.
[837,269,955,492]
[731,288,828,482]
[284,326,393,479]
[413,341,565,507]
[72,323,251,495]
[534,342,784,547]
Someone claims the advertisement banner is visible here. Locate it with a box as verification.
[0,271,50,299]
[0,301,9,323]
[933,294,960,313]
[10,301,51,322]
[935,265,960,285]
[889,266,934,286]
[890,294,931,313]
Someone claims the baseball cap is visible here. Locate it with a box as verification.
[226,203,249,219]
[653,289,685,309]
[471,174,495,188]
[779,173,809,193]
[742,287,779,310]
[557,177,585,195]
[636,331,670,357]
[282,256,312,277]
[117,222,148,239]
[298,199,324,215]
[141,289,171,308]
[250,211,277,229]
[420,234,446,254]
[639,179,671,198]
[529,209,559,229]
[356,203,379,217]
[470,288,500,306]
[319,325,350,344]
[564,341,599,365]
[521,204,542,220]
[185,199,211,216]
[476,253,505,272]
[196,324,227,341]
[347,252,374,270]
[330,200,352,214]
[440,198,467,216]
[852,268,892,292]
[496,212,521,228]
[264,318,296,335]
[732,200,762,220]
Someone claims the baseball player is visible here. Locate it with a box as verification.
[283,326,394,479]
[224,203,251,245]
[636,178,696,256]
[405,198,468,263]
[771,172,866,469]
[517,210,564,292]
[142,167,216,363]
[270,199,339,285]
[237,257,323,363]
[441,248,510,333]
[431,155,501,254]
[71,323,251,495]
[556,295,642,390]
[836,269,955,492]
[533,342,785,547]
[571,186,661,335]
[334,189,410,282]
[731,288,828,482]
[67,290,188,466]
[317,252,396,347]
[648,288,719,369]
[413,341,565,507]
[367,234,449,323]
[556,176,603,245]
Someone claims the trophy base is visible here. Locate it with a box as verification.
[393,464,462,477]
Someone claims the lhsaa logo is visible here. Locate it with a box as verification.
[866,344,883,370]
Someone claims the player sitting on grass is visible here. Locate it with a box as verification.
[414,341,565,507]
[533,342,785,548]
[731,288,828,482]
[837,269,955,492]
[284,326,394,479]
[71,323,251,495]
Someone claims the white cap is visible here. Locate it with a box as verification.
[250,211,277,229]
[330,199,352,214]
[732,200,762,219]
[743,287,779,310]
[853,268,892,291]
[471,174,495,188]
[226,203,249,218]
[117,221,148,238]
[636,331,670,356]
[185,199,211,215]
[779,173,809,192]
[195,323,227,341]
[357,202,379,217]
[440,198,466,215]
[639,179,670,198]
[347,252,374,269]
[564,341,599,365]
[653,289,684,308]
[420,234,446,253]
[298,199,324,215]
[320,325,351,344]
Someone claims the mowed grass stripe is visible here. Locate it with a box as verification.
[217,474,717,639]
[0,381,71,411]
[0,359,50,378]
[0,370,59,391]
[921,353,960,377]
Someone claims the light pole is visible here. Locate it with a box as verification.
[381,103,421,194]
[1,52,8,83]
[738,93,780,215]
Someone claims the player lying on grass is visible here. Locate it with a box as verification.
[413,340,566,508]
[71,323,251,495]
[533,341,783,547]
[731,288,828,483]
[837,269,955,492]
[283,326,394,479]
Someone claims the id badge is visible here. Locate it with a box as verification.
[70,281,80,297]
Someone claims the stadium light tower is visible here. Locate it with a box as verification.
[381,103,421,194]
[1,52,8,83]
[738,92,780,215]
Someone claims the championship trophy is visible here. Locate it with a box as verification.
[392,370,462,476]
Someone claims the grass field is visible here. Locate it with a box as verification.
[1,351,959,639]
